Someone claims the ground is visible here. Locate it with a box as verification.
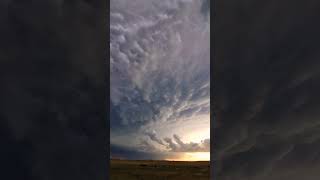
[110,159,210,180]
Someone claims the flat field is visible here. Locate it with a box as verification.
[110,159,210,180]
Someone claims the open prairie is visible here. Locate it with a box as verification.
[110,159,210,180]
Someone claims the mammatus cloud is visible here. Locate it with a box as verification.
[110,0,210,159]
[214,0,320,179]
[110,0,210,126]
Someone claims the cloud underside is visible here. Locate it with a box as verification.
[144,131,210,152]
[110,0,210,157]
[110,144,185,160]
[0,1,106,179]
[214,0,320,179]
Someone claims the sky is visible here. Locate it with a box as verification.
[110,0,210,161]
[0,1,107,179]
[2,0,320,180]
[214,0,320,179]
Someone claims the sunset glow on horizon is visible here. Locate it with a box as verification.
[165,152,210,161]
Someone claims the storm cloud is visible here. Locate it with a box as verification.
[214,0,320,179]
[110,0,210,159]
[0,1,107,179]
[165,134,210,152]
[110,144,185,161]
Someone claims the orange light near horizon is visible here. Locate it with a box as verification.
[165,152,210,161]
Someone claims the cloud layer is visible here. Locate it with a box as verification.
[214,0,320,179]
[0,0,107,180]
[110,0,210,159]
[164,134,210,152]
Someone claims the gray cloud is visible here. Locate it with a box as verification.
[139,139,158,152]
[165,134,210,152]
[146,133,210,152]
[164,137,180,152]
[145,130,165,145]
[214,0,320,179]
[110,0,209,120]
[111,144,184,160]
[0,0,107,180]
[110,0,210,157]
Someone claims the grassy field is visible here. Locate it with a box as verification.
[110,159,210,180]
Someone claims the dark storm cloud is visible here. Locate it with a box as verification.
[110,144,181,160]
[110,0,210,157]
[110,0,210,126]
[164,134,210,152]
[214,0,320,179]
[146,132,210,152]
[139,139,158,152]
[0,1,106,180]
[110,144,159,160]
[145,130,165,145]
[201,0,210,18]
